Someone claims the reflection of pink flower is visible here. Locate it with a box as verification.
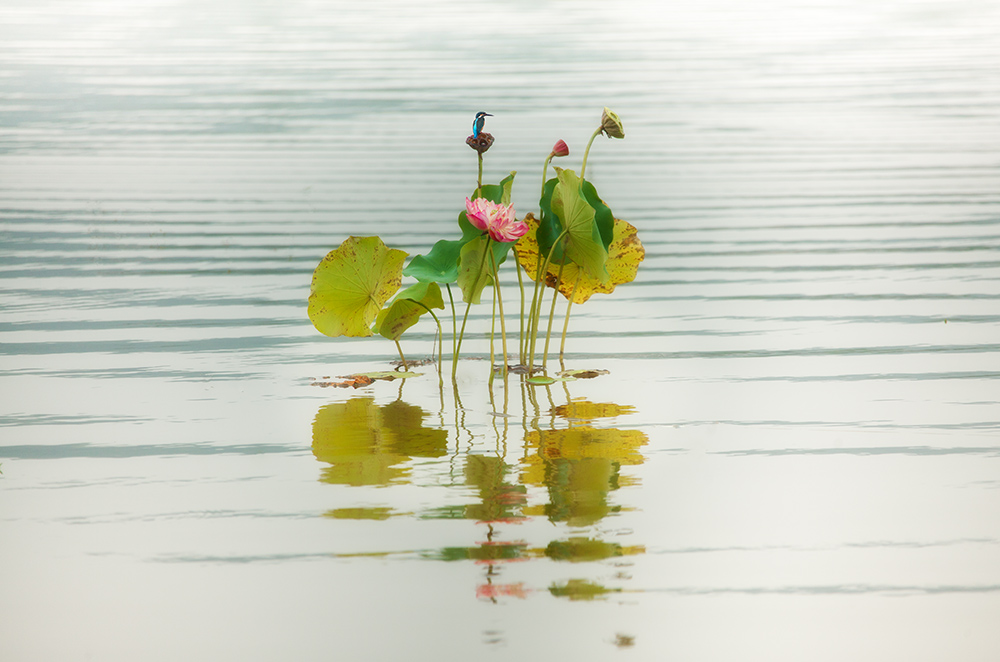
[465,197,528,243]
[476,583,530,599]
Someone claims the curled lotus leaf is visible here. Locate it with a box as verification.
[373,282,444,341]
[308,236,407,337]
[474,171,516,206]
[402,239,463,284]
[515,214,644,303]
[550,168,608,284]
[457,235,512,305]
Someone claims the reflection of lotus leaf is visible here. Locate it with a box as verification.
[552,399,636,422]
[532,457,619,526]
[312,398,447,486]
[324,507,399,520]
[428,543,528,563]
[421,454,526,522]
[524,427,647,467]
[548,579,620,601]
[542,537,641,562]
[521,426,647,526]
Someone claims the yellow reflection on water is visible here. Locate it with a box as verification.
[312,397,448,486]
[312,390,648,601]
[522,398,648,526]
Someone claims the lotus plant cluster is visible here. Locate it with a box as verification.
[308,108,644,383]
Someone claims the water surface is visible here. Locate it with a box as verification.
[2,0,1000,659]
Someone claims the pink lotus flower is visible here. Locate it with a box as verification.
[465,197,528,243]
[550,139,569,157]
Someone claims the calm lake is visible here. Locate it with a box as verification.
[2,0,999,659]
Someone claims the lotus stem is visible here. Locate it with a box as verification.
[541,259,566,371]
[477,152,484,196]
[411,301,444,386]
[560,271,582,359]
[579,126,602,180]
[516,256,525,365]
[541,153,553,201]
[394,340,408,372]
[452,238,492,380]
[488,240,509,376]
[445,283,457,364]
[489,285,496,385]
[526,230,569,373]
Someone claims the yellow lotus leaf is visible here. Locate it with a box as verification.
[308,236,406,337]
[515,213,644,304]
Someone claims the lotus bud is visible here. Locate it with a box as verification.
[600,107,625,139]
[550,139,569,157]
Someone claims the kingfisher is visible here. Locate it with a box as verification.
[472,111,492,138]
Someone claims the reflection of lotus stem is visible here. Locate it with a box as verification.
[526,230,569,373]
[560,271,582,359]
[453,238,492,380]
[394,340,408,371]
[541,259,566,371]
[411,300,444,386]
[580,126,602,180]
[488,239,509,376]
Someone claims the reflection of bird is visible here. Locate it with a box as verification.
[473,111,492,138]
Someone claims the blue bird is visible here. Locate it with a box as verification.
[472,111,492,138]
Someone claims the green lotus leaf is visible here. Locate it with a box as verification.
[308,236,407,338]
[551,168,609,284]
[525,375,576,385]
[581,180,614,251]
[536,177,563,264]
[517,216,644,303]
[373,282,444,341]
[537,174,613,266]
[457,209,483,243]
[474,171,516,205]
[457,235,512,304]
[402,239,463,284]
